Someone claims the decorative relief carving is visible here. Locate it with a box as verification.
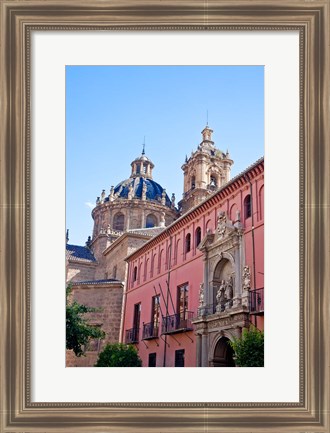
[207,313,248,330]
[242,266,251,291]
[198,283,205,308]
[226,276,234,307]
[217,211,227,238]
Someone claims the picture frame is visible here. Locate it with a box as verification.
[1,0,329,432]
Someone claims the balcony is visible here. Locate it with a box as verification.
[162,312,194,335]
[249,288,264,315]
[125,327,139,344]
[142,322,159,340]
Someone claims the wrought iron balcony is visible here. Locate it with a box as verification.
[249,288,264,314]
[142,322,159,340]
[125,327,139,344]
[162,312,194,335]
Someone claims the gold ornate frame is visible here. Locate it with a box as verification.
[1,1,329,432]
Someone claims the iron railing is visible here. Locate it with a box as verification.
[162,312,194,334]
[125,327,139,343]
[249,288,264,314]
[142,322,159,340]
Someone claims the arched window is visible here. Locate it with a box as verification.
[259,185,264,221]
[133,266,138,282]
[185,233,191,253]
[150,254,156,278]
[113,212,125,231]
[244,195,252,219]
[191,176,196,190]
[146,214,157,228]
[158,250,163,274]
[144,259,149,281]
[230,203,238,222]
[113,265,117,279]
[195,227,201,247]
[210,175,217,189]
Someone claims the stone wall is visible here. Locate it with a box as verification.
[66,282,124,367]
[66,261,97,283]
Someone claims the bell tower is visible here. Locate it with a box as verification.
[179,126,233,213]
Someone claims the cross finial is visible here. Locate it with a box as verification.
[206,109,208,126]
[142,137,145,155]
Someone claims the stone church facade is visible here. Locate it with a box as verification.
[66,126,264,367]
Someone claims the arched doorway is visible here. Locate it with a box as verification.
[212,337,235,367]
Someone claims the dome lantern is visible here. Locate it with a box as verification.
[130,152,155,179]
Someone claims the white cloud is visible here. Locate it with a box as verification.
[84,202,94,210]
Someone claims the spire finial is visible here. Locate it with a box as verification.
[142,137,145,155]
[206,109,208,126]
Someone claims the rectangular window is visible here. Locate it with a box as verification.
[151,295,160,329]
[148,353,157,367]
[177,283,189,320]
[175,349,185,367]
[133,303,141,342]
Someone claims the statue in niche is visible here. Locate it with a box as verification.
[216,279,226,312]
[217,211,227,238]
[242,266,251,291]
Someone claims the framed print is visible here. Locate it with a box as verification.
[1,0,329,432]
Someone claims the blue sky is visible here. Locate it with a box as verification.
[66,66,264,246]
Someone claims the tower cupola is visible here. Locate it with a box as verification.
[201,125,214,145]
[179,125,234,213]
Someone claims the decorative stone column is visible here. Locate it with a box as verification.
[201,333,208,367]
[196,334,202,367]
[203,255,211,308]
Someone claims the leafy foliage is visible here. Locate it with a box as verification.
[95,343,142,367]
[229,326,264,367]
[66,286,105,357]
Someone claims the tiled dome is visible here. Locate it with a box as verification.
[111,177,171,207]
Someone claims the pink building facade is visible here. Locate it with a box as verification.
[123,158,264,367]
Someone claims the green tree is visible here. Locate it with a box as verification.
[95,343,142,367]
[66,286,105,357]
[229,326,264,367]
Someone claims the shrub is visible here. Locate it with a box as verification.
[95,343,142,367]
[229,326,264,367]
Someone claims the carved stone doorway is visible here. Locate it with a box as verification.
[212,337,235,367]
